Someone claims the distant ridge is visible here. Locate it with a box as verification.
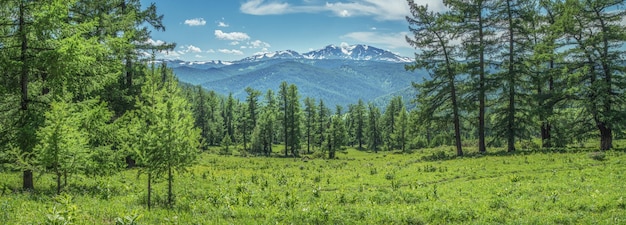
[158,44,424,107]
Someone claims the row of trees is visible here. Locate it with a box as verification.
[405,0,626,156]
[185,83,420,158]
[0,0,199,208]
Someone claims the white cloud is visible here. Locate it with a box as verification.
[145,38,166,46]
[239,0,439,21]
[218,21,230,27]
[230,41,240,46]
[195,55,204,58]
[240,0,291,15]
[184,18,207,26]
[249,40,271,48]
[341,31,411,49]
[184,45,202,53]
[206,49,216,53]
[219,49,244,55]
[215,30,251,41]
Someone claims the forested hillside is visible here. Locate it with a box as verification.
[0,0,625,223]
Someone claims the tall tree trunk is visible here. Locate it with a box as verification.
[505,0,516,153]
[147,173,152,210]
[598,123,612,150]
[56,170,61,195]
[478,7,487,153]
[541,60,555,148]
[451,83,463,157]
[19,2,34,191]
[541,122,552,148]
[168,166,173,207]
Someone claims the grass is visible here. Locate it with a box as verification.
[1,143,625,224]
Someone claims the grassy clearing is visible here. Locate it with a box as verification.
[1,144,625,224]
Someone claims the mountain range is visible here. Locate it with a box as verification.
[163,44,424,108]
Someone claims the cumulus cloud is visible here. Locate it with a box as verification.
[218,21,230,27]
[249,40,271,48]
[215,30,251,41]
[184,45,202,53]
[219,49,244,55]
[341,31,411,49]
[145,38,166,46]
[206,49,216,53]
[239,0,439,21]
[184,18,207,26]
[230,41,240,46]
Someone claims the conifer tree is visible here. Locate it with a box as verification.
[406,1,465,156]
[367,103,383,153]
[35,99,88,195]
[133,65,200,208]
[304,97,317,154]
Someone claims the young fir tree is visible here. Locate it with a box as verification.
[35,99,88,195]
[133,65,200,209]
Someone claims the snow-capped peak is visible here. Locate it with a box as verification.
[236,49,302,63]
[302,44,412,63]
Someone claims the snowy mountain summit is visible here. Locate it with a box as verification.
[237,44,412,63]
[303,44,412,63]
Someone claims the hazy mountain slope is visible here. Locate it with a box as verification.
[167,44,426,106]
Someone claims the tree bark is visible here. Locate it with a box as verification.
[478,5,487,153]
[505,0,516,153]
[19,1,34,191]
[147,173,152,210]
[168,166,173,207]
[598,123,612,150]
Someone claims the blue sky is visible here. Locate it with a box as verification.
[139,0,446,61]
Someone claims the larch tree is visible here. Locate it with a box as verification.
[134,65,200,209]
[367,103,383,153]
[0,0,117,190]
[563,0,626,150]
[405,0,465,156]
[243,87,261,151]
[35,99,88,195]
[445,0,497,153]
[303,97,317,154]
[316,99,330,151]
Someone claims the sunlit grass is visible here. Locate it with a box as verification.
[1,142,625,224]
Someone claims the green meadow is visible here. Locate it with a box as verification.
[1,143,625,224]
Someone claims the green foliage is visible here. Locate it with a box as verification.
[35,99,88,194]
